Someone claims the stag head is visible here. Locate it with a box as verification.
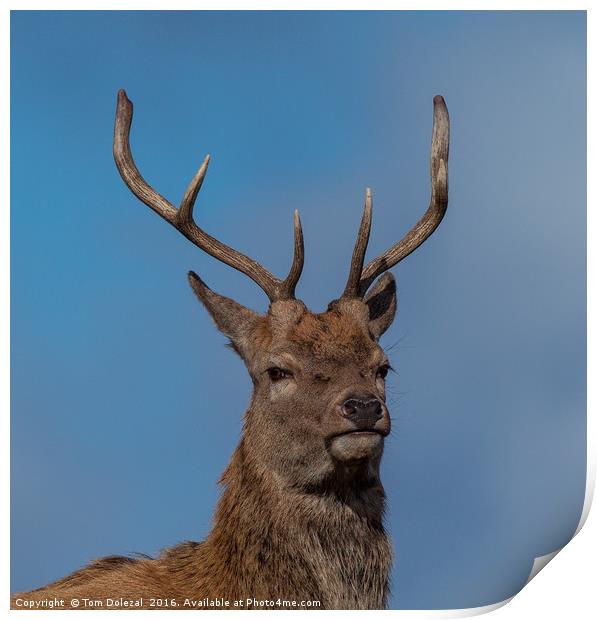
[113,90,449,494]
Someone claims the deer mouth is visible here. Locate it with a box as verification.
[327,427,389,440]
[326,429,385,462]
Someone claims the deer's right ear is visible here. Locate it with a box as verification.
[188,271,261,357]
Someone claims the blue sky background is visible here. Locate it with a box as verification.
[11,11,586,609]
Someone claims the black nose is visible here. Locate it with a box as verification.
[341,398,383,429]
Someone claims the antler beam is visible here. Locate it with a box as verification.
[113,89,303,302]
[343,95,450,298]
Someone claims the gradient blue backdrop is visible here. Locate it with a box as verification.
[11,11,586,609]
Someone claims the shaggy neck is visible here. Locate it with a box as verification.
[202,439,392,609]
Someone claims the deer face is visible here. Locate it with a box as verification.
[113,90,449,490]
[188,271,398,489]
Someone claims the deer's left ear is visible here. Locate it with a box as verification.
[364,273,397,339]
[188,271,261,358]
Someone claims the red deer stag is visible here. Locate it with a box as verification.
[12,91,449,610]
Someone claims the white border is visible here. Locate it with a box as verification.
[3,3,592,618]
[0,2,593,9]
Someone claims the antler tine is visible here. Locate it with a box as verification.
[342,188,373,298]
[113,89,302,303]
[178,154,211,226]
[278,209,304,299]
[358,95,450,296]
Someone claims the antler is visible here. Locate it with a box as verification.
[113,89,304,303]
[343,95,450,298]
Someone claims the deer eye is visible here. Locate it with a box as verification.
[267,367,293,382]
[376,364,391,380]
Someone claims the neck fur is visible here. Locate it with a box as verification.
[202,440,392,609]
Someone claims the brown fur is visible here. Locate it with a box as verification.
[12,273,399,610]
